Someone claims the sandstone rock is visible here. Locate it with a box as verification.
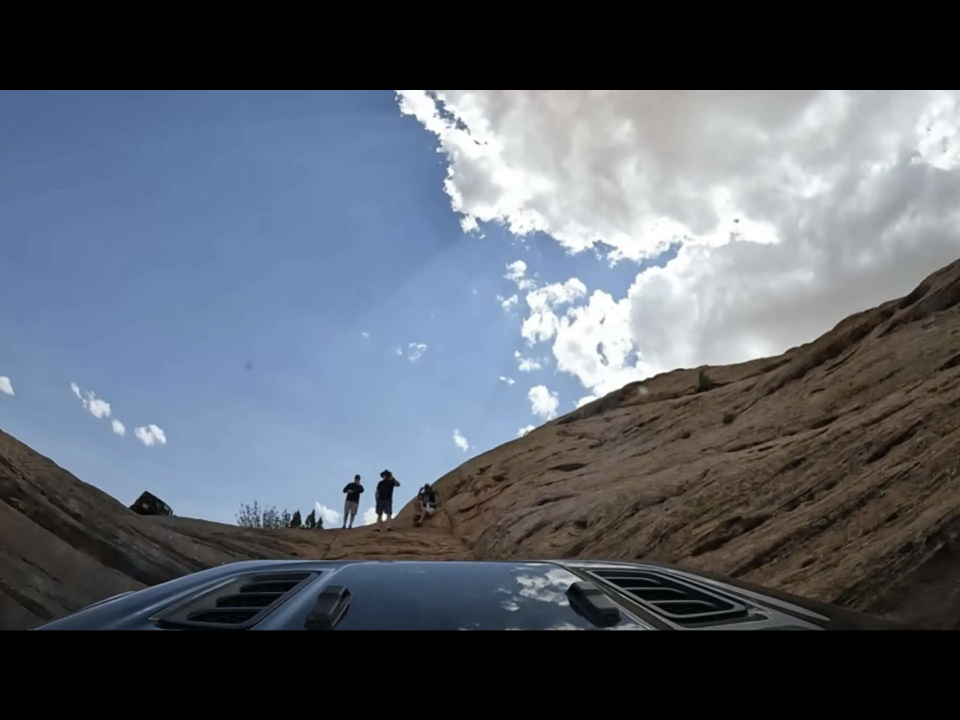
[129,491,173,517]
[3,258,960,629]
[398,257,960,630]
[0,435,471,630]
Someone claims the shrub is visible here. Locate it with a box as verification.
[236,501,324,529]
[237,501,291,529]
[696,368,712,393]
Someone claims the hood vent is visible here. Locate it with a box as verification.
[587,568,749,627]
[155,572,317,630]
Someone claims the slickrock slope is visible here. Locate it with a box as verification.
[3,258,960,629]
[395,257,960,629]
[0,437,471,630]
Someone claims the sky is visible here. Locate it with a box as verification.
[1,90,958,527]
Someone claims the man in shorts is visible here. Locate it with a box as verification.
[375,470,400,532]
[341,474,364,529]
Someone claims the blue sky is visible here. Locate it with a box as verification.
[0,90,655,524]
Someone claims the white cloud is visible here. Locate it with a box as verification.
[361,331,370,338]
[498,293,519,311]
[497,260,537,312]
[546,287,653,401]
[398,90,960,396]
[521,279,588,345]
[504,260,536,290]
[505,259,526,281]
[518,425,535,437]
[0,377,13,396]
[499,375,515,385]
[70,382,111,419]
[361,507,378,525]
[405,342,427,361]
[453,428,469,451]
[134,424,166,446]
[70,381,162,443]
[514,350,541,372]
[314,502,341,527]
[528,385,559,420]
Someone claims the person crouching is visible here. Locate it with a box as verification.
[414,483,438,526]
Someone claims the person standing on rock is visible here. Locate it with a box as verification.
[342,474,364,529]
[375,470,400,532]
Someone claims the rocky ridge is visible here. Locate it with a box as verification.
[3,258,960,629]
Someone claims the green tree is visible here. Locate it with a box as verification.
[304,509,317,529]
[290,509,303,528]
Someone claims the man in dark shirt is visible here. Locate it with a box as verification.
[375,470,400,532]
[414,483,438,527]
[342,474,364,529]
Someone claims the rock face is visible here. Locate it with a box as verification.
[129,491,173,517]
[3,258,960,630]
[0,437,472,630]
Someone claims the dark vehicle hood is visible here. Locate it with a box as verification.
[31,558,915,630]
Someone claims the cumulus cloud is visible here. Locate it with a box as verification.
[521,279,588,345]
[314,502,341,527]
[70,382,111,419]
[0,377,13,396]
[111,419,125,436]
[362,507,378,525]
[514,350,541,372]
[499,376,515,385]
[398,90,960,397]
[497,260,540,312]
[552,288,653,403]
[528,385,559,420]
[134,424,166,446]
[504,260,536,290]
[498,293,519,311]
[518,425,535,437]
[453,428,469,451]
